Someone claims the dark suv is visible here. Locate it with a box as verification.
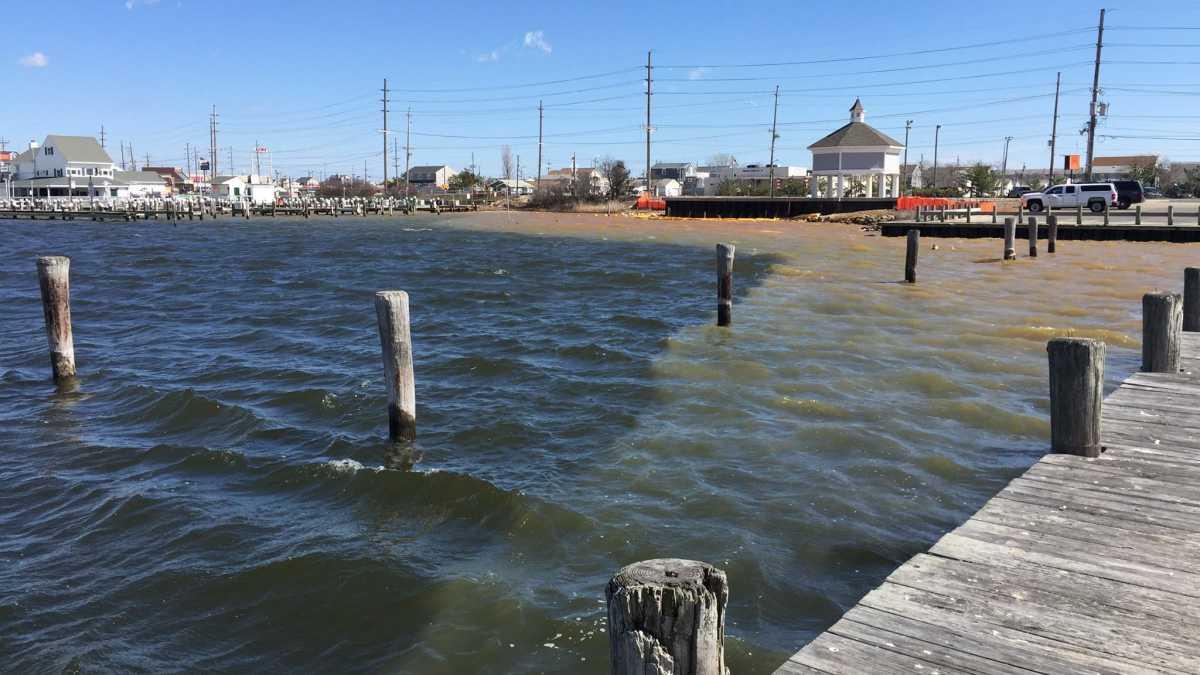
[1112,180,1144,209]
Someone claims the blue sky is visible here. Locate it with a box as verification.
[6,0,1200,179]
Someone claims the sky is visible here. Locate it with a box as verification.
[5,0,1200,180]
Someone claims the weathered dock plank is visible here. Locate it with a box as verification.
[776,327,1200,673]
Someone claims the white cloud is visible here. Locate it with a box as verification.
[19,52,47,68]
[523,30,551,55]
[125,0,160,9]
[688,67,708,80]
[476,50,501,63]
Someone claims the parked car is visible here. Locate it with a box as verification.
[1020,183,1116,214]
[1111,180,1145,209]
[1144,185,1165,199]
[1007,185,1033,198]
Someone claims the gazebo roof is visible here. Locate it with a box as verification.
[808,121,903,149]
[808,99,903,150]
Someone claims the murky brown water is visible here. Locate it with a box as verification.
[2,211,1194,673]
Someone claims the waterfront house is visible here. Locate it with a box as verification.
[142,166,192,194]
[405,165,456,190]
[211,175,275,204]
[9,135,121,198]
[211,175,246,201]
[808,99,904,198]
[489,178,534,196]
[650,162,697,183]
[654,178,682,197]
[115,170,170,198]
[544,167,610,197]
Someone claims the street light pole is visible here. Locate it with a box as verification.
[932,124,942,191]
[903,120,912,195]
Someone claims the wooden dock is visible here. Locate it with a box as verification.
[777,332,1200,674]
[882,221,1200,242]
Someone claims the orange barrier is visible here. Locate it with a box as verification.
[635,193,667,210]
[895,196,985,211]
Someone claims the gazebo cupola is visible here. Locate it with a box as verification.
[808,98,905,199]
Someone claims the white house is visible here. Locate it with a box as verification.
[10,135,122,198]
[653,178,682,197]
[490,178,535,196]
[115,170,169,198]
[406,165,456,189]
[808,99,904,198]
[211,175,275,204]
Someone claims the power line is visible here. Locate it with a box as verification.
[389,67,641,93]
[655,46,1095,83]
[655,27,1096,68]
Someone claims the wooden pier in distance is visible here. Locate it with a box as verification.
[777,332,1200,674]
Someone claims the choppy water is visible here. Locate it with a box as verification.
[1,214,1190,673]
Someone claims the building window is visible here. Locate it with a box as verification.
[45,147,54,156]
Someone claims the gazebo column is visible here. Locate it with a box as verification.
[836,175,844,198]
[810,176,818,198]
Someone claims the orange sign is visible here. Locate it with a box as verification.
[1063,154,1081,171]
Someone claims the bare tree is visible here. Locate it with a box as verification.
[500,146,514,179]
[598,156,631,199]
[707,153,737,168]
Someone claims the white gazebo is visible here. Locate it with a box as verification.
[808,99,904,199]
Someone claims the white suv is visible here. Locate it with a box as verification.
[1021,183,1116,214]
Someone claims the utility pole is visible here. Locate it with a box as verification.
[571,152,577,201]
[1048,71,1061,186]
[119,141,127,170]
[145,153,151,168]
[903,120,912,195]
[129,143,136,170]
[381,78,389,195]
[98,125,106,149]
[393,137,400,195]
[0,138,8,152]
[404,107,412,199]
[768,84,781,197]
[1085,8,1105,181]
[932,125,941,190]
[644,49,653,194]
[228,147,234,175]
[185,143,191,180]
[1001,136,1013,179]
[536,100,544,189]
[209,105,219,178]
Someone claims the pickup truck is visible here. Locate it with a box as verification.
[1020,183,1117,214]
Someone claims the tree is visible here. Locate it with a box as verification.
[958,163,999,197]
[449,169,480,193]
[500,146,514,180]
[598,157,631,199]
[1127,160,1162,187]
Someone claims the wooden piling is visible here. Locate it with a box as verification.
[1003,217,1016,260]
[375,291,416,441]
[1027,216,1038,257]
[1135,204,1142,225]
[1076,204,1083,225]
[606,559,727,675]
[1167,205,1174,226]
[1047,215,1058,253]
[36,256,76,381]
[716,243,735,326]
[904,229,919,283]
[1047,338,1104,457]
[1185,268,1200,332]
[1143,291,1182,373]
